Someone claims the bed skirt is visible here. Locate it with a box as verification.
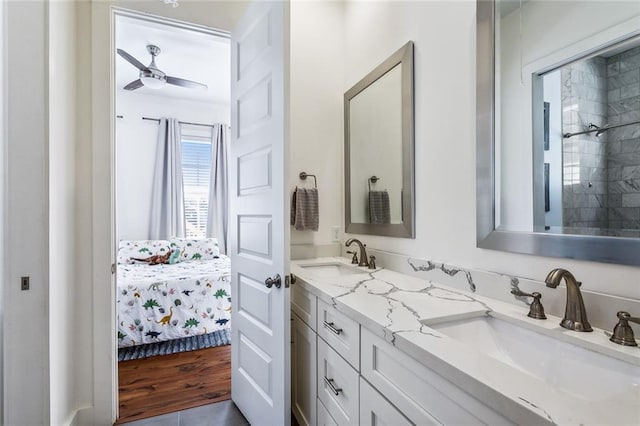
[118,327,231,361]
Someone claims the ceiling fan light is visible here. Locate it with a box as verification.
[141,75,165,89]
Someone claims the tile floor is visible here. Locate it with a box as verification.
[120,400,248,426]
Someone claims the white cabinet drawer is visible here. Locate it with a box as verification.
[361,328,513,426]
[317,398,338,426]
[317,338,359,425]
[317,299,359,370]
[360,377,413,426]
[292,284,317,331]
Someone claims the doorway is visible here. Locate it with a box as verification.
[113,11,233,423]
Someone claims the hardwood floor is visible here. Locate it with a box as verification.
[117,345,232,424]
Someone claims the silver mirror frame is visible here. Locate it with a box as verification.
[476,0,640,266]
[345,41,415,238]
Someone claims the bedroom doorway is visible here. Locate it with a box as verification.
[113,11,234,423]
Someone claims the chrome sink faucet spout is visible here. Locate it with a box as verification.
[544,268,592,332]
[345,238,369,267]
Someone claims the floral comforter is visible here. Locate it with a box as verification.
[117,256,231,347]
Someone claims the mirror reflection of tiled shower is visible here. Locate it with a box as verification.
[546,44,640,236]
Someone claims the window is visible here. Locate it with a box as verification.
[181,126,213,238]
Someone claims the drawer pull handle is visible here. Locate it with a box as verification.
[324,377,342,395]
[323,321,342,335]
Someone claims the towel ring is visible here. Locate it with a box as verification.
[368,176,380,192]
[299,171,317,188]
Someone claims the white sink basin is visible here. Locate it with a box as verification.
[427,315,640,402]
[298,262,363,278]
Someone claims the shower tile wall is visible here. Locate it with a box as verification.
[606,47,640,231]
[561,58,608,229]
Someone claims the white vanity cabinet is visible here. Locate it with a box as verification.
[292,312,317,426]
[359,377,412,426]
[317,399,338,426]
[361,328,514,426]
[292,282,317,331]
[291,284,514,426]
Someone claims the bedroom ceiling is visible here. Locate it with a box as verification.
[115,14,230,104]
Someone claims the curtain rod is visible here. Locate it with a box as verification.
[142,116,216,128]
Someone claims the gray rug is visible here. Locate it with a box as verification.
[118,328,231,361]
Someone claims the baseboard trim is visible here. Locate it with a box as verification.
[69,406,94,426]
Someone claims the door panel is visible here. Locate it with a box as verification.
[230,1,290,425]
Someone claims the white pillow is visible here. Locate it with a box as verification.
[170,237,220,262]
[117,240,171,264]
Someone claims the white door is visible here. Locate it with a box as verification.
[229,1,290,425]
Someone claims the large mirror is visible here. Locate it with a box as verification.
[345,41,415,238]
[477,0,640,265]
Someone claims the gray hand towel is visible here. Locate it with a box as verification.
[369,190,390,224]
[291,187,319,231]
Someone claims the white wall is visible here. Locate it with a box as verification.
[3,2,56,425]
[49,1,81,424]
[116,91,228,240]
[4,1,49,424]
[74,2,95,421]
[340,1,640,302]
[4,2,89,424]
[290,1,344,249]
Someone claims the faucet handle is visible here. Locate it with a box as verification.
[346,250,358,264]
[368,255,376,269]
[610,311,640,347]
[511,289,547,320]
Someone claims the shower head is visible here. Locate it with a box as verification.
[596,124,611,137]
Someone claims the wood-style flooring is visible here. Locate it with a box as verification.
[117,345,232,424]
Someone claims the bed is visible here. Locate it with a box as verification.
[116,239,231,348]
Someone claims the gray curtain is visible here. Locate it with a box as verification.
[149,118,185,239]
[206,124,229,254]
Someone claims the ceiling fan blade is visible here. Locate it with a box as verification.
[123,79,144,91]
[166,76,208,90]
[117,49,146,71]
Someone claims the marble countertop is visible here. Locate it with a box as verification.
[291,257,640,426]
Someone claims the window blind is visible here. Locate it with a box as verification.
[182,138,212,238]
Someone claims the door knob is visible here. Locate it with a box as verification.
[265,274,282,289]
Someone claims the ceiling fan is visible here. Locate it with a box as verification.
[117,44,208,91]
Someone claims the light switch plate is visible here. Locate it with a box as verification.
[21,276,29,291]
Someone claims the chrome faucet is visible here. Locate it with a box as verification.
[345,238,369,267]
[544,268,592,332]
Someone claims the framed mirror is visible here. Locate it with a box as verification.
[477,0,640,265]
[345,41,415,238]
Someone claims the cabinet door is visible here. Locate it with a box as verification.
[292,313,317,426]
[360,378,413,426]
[292,284,317,331]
